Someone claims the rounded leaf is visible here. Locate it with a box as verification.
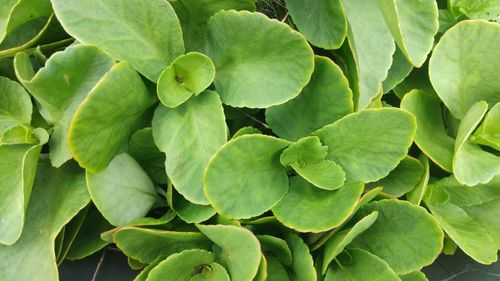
[113,227,212,264]
[272,177,363,232]
[157,52,215,108]
[368,156,424,197]
[400,90,454,171]
[322,211,379,273]
[204,134,290,219]
[429,20,500,119]
[266,56,353,140]
[351,200,444,274]
[86,153,160,226]
[197,224,261,281]
[0,76,32,135]
[52,0,184,81]
[68,61,155,172]
[284,0,347,49]
[206,10,314,108]
[376,0,439,67]
[325,248,400,281]
[146,249,216,281]
[152,90,227,205]
[313,108,416,182]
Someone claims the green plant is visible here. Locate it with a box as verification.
[0,0,499,280]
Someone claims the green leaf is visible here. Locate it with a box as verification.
[0,131,46,245]
[129,128,167,184]
[169,0,255,52]
[167,181,216,224]
[204,134,290,219]
[0,76,31,135]
[453,101,500,186]
[406,155,430,205]
[152,90,227,205]
[382,48,413,93]
[376,0,439,66]
[279,137,345,191]
[341,0,395,109]
[313,108,416,182]
[56,205,89,263]
[157,52,215,108]
[325,248,400,281]
[351,199,443,274]
[0,0,52,44]
[100,211,177,243]
[68,61,155,172]
[279,136,327,166]
[284,0,347,49]
[14,45,115,167]
[197,224,261,281]
[0,159,90,281]
[231,126,262,139]
[400,271,428,281]
[191,262,231,281]
[425,176,500,263]
[291,160,346,191]
[429,20,500,119]
[284,233,317,281]
[368,156,424,197]
[86,153,160,226]
[322,211,379,273]
[272,177,363,232]
[65,204,112,260]
[206,10,314,108]
[51,0,184,81]
[472,102,500,150]
[266,256,291,281]
[451,0,500,22]
[257,235,293,267]
[266,56,353,141]
[426,194,498,264]
[400,90,454,171]
[146,249,222,281]
[113,227,212,264]
[253,254,268,281]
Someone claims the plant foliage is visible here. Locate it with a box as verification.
[0,0,499,280]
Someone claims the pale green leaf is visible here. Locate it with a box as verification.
[313,108,416,182]
[266,56,353,141]
[400,90,454,171]
[429,20,500,119]
[197,224,261,281]
[204,134,290,219]
[376,0,439,66]
[0,159,90,281]
[206,10,314,108]
[284,0,347,49]
[86,153,160,226]
[51,0,184,81]
[272,177,363,232]
[351,200,443,274]
[152,90,227,205]
[341,0,395,109]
